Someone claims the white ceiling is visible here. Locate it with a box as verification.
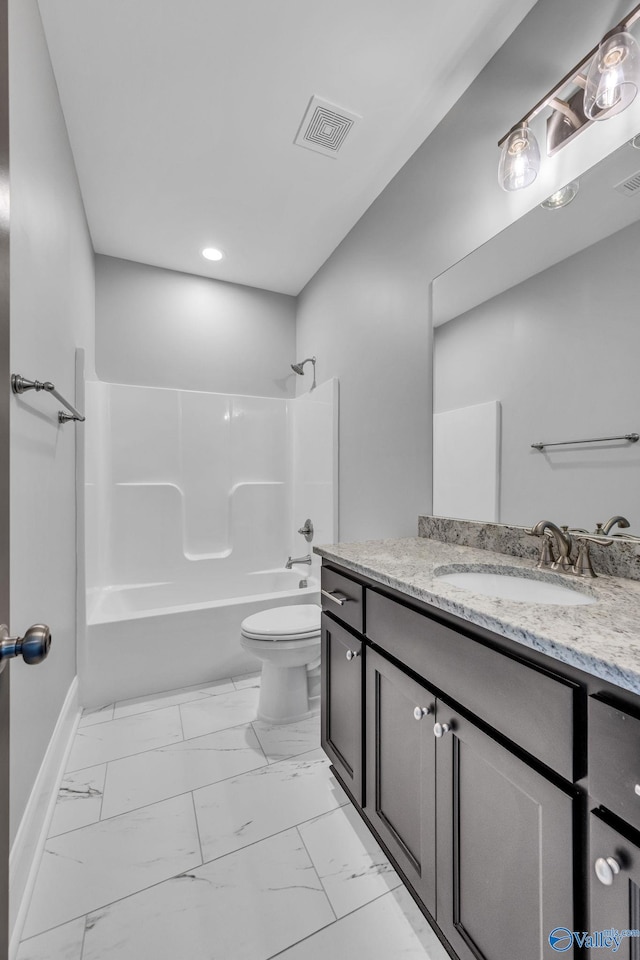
[37,0,538,295]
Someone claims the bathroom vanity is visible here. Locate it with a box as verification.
[317,534,640,960]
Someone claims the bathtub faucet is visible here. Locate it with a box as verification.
[285,554,312,569]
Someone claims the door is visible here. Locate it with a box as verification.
[0,0,9,949]
[590,812,640,959]
[365,647,436,915]
[321,613,363,804]
[436,702,575,960]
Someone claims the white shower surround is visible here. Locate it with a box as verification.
[82,378,338,707]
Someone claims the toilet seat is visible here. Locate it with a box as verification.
[240,604,321,641]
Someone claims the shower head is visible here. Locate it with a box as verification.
[290,356,317,390]
[291,356,316,376]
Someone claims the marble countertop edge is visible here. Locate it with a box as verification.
[314,537,640,696]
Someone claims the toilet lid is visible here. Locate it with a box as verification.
[241,604,321,639]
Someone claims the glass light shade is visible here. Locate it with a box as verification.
[498,125,541,191]
[584,31,640,120]
[540,181,579,210]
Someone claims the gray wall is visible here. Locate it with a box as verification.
[434,217,640,532]
[295,0,632,544]
[96,255,297,398]
[9,0,94,840]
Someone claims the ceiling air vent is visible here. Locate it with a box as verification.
[294,95,360,158]
[614,170,640,197]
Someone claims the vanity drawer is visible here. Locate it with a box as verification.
[589,695,640,831]
[321,566,364,634]
[366,590,578,780]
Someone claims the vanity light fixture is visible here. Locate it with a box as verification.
[498,3,640,192]
[202,247,224,261]
[540,180,579,210]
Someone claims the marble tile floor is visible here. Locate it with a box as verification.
[17,673,448,960]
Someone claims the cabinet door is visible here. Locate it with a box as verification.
[436,704,575,960]
[365,647,436,915]
[590,813,640,960]
[321,614,363,805]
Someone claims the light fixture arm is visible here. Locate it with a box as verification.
[498,1,640,147]
[548,97,582,130]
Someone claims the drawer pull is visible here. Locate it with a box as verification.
[321,589,351,606]
[595,856,621,886]
[345,649,360,661]
[434,722,452,738]
[413,706,432,720]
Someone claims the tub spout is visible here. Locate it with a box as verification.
[285,554,312,569]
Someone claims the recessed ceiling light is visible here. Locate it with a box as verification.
[202,247,224,261]
[540,181,579,210]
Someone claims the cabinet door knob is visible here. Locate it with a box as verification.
[635,784,640,797]
[595,856,621,886]
[413,706,432,720]
[433,722,451,738]
[345,649,360,661]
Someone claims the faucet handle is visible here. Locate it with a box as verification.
[526,528,556,568]
[573,535,614,578]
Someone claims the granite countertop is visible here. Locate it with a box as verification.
[314,537,640,696]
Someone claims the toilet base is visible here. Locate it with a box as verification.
[256,662,318,725]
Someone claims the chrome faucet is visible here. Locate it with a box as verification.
[285,554,312,569]
[528,520,573,572]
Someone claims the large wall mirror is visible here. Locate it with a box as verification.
[432,138,640,536]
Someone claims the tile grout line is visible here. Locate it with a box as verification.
[189,791,204,866]
[265,889,404,959]
[79,914,89,960]
[39,743,327,840]
[20,818,318,946]
[20,885,405,959]
[22,805,348,945]
[79,676,259,729]
[98,762,107,823]
[250,719,270,765]
[67,714,267,774]
[294,824,338,923]
[177,702,186,742]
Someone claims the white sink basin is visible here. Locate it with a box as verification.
[436,570,596,605]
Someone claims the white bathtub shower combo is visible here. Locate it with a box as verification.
[83,378,338,709]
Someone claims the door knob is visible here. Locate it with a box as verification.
[0,623,51,671]
[595,856,621,886]
[345,649,360,661]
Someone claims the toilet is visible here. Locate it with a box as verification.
[240,604,321,724]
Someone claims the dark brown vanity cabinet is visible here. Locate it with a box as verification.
[435,702,575,960]
[588,696,640,956]
[365,647,436,914]
[590,813,640,959]
[321,613,363,804]
[364,644,574,960]
[319,559,640,960]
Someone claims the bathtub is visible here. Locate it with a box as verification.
[82,570,320,708]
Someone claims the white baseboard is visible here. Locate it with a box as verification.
[9,676,81,958]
